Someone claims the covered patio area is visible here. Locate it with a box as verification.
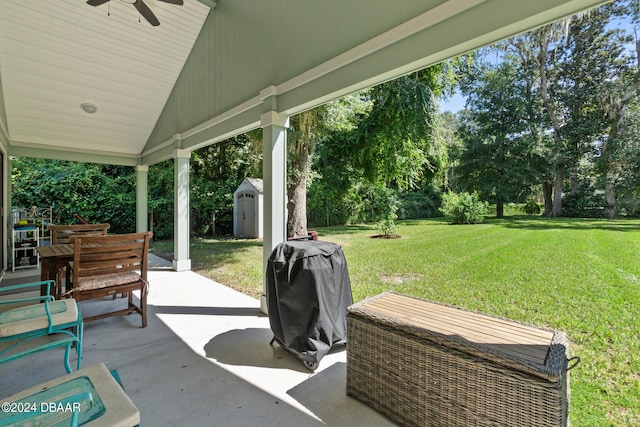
[0,1,611,305]
[0,1,613,424]
[1,255,393,426]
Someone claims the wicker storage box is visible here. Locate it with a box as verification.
[346,292,576,427]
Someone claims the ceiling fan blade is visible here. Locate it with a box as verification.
[158,0,184,5]
[134,0,160,26]
[87,0,111,6]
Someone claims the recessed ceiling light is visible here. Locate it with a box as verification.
[121,0,137,4]
[81,103,97,114]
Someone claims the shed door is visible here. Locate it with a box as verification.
[236,192,244,236]
[243,191,256,237]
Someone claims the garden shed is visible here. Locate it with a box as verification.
[233,178,263,239]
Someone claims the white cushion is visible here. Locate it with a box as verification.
[0,299,78,337]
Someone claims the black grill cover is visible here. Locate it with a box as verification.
[266,240,353,370]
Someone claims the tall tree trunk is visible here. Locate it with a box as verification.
[535,27,566,217]
[570,176,578,195]
[496,200,504,219]
[601,102,625,220]
[542,181,553,216]
[550,159,565,217]
[604,181,616,219]
[287,160,308,238]
[286,111,316,238]
[602,124,619,219]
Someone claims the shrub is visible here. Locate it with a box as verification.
[562,186,605,218]
[522,200,541,215]
[375,204,399,236]
[397,185,442,219]
[618,195,640,217]
[440,191,488,224]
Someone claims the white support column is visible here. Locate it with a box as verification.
[173,149,191,271]
[136,165,149,233]
[260,110,289,314]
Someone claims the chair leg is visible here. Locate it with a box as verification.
[63,343,72,374]
[76,321,84,371]
[56,267,66,299]
[141,282,148,328]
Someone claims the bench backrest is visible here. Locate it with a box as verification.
[71,232,152,283]
[49,223,110,244]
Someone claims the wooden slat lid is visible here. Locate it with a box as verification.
[348,292,570,382]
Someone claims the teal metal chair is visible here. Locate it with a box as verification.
[0,280,83,373]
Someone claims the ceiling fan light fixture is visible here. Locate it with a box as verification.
[88,0,181,26]
[81,103,98,114]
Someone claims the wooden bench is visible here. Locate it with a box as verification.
[49,223,110,244]
[64,232,152,327]
[346,292,577,427]
[48,224,110,298]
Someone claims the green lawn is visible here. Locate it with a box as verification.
[151,216,640,426]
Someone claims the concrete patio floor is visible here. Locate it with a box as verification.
[0,255,394,426]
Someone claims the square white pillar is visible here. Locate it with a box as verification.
[136,165,149,233]
[173,149,191,271]
[261,111,289,313]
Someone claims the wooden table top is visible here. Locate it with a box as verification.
[356,292,555,366]
[36,244,74,258]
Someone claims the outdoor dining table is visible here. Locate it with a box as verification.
[35,244,74,297]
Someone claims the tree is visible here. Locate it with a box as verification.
[499,2,637,217]
[305,62,464,228]
[191,134,261,236]
[148,160,174,239]
[457,59,550,217]
[351,71,441,189]
[509,24,570,217]
[556,2,638,218]
[286,93,372,237]
[291,58,466,232]
[432,111,463,192]
[596,35,640,216]
[612,97,640,215]
[11,158,136,233]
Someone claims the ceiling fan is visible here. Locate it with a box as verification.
[87,0,184,27]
